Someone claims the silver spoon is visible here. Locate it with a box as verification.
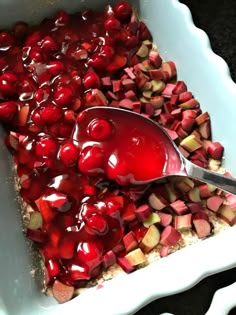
[74,106,236,195]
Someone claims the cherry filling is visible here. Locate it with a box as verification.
[0,1,232,304]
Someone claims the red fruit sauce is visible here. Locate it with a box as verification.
[73,107,183,185]
[0,2,155,290]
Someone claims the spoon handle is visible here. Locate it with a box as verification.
[183,158,236,195]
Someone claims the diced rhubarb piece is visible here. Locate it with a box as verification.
[27,211,43,229]
[117,257,135,273]
[52,280,74,304]
[179,98,200,109]
[187,187,201,202]
[218,205,236,225]
[170,199,188,215]
[112,80,122,93]
[174,213,192,230]
[178,145,190,158]
[124,89,136,100]
[149,50,162,67]
[187,202,204,214]
[182,109,198,120]
[199,120,211,139]
[195,112,210,125]
[160,225,181,246]
[176,125,188,138]
[125,248,147,266]
[144,103,155,116]
[207,142,224,160]
[101,76,112,86]
[164,182,179,202]
[193,212,211,238]
[174,177,195,193]
[161,61,176,79]
[226,193,236,209]
[208,159,221,171]
[148,69,164,80]
[172,81,187,94]
[136,43,149,58]
[178,91,192,103]
[164,128,179,141]
[142,90,153,99]
[122,78,135,90]
[158,212,173,227]
[160,113,174,126]
[148,192,169,210]
[181,117,195,132]
[134,204,152,222]
[169,94,179,106]
[161,83,176,98]
[198,184,212,199]
[119,98,134,109]
[206,196,223,212]
[123,231,138,252]
[160,245,171,257]
[18,105,29,126]
[142,59,153,71]
[143,212,160,228]
[124,67,136,80]
[103,250,116,269]
[5,132,19,151]
[150,95,164,108]
[85,89,108,106]
[151,79,165,93]
[180,134,203,152]
[140,224,160,253]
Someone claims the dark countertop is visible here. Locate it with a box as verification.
[136,1,236,314]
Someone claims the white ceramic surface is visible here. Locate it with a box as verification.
[0,1,236,315]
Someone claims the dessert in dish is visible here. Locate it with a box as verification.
[0,1,235,304]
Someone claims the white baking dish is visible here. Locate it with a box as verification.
[0,1,236,314]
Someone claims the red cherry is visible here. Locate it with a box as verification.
[0,72,18,97]
[54,86,74,107]
[67,263,90,281]
[104,17,121,32]
[113,1,132,22]
[88,54,107,71]
[88,118,113,141]
[78,146,104,176]
[34,86,50,103]
[47,61,65,76]
[54,10,69,26]
[25,30,41,46]
[47,259,60,278]
[76,241,103,271]
[59,143,79,166]
[0,101,18,121]
[35,137,58,158]
[31,108,43,126]
[41,35,58,52]
[100,45,115,59]
[0,31,15,48]
[29,46,43,63]
[40,104,63,125]
[85,213,108,235]
[83,71,101,90]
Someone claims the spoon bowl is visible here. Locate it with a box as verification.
[73,106,236,194]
